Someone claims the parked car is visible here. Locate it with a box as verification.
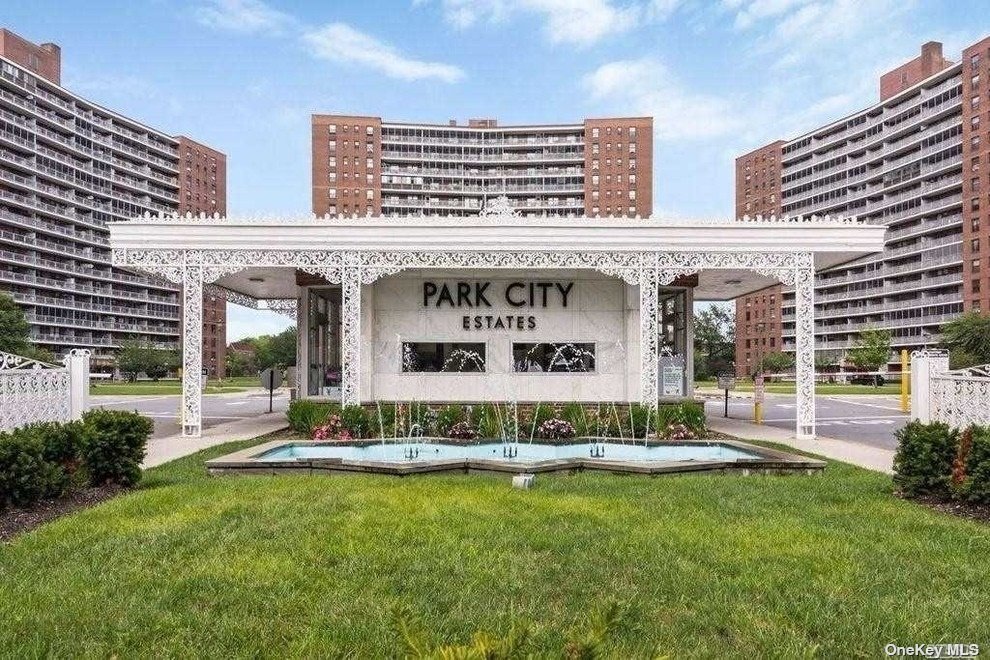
[848,374,885,386]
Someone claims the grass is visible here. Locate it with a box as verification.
[90,380,251,396]
[1,440,988,656]
[697,381,902,395]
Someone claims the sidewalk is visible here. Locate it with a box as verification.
[707,416,895,474]
[143,412,288,468]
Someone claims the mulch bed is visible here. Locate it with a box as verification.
[1,485,125,543]
[901,493,990,525]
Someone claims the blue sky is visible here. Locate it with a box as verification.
[2,0,985,339]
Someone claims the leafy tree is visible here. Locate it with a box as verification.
[116,340,179,381]
[693,304,735,379]
[940,312,990,368]
[253,326,297,371]
[848,328,892,387]
[225,350,256,377]
[757,351,794,379]
[0,292,31,356]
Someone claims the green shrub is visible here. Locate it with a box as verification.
[655,402,706,439]
[628,403,653,438]
[892,421,958,497]
[286,400,335,434]
[522,403,556,439]
[31,420,89,475]
[477,403,505,439]
[0,430,65,508]
[435,405,465,436]
[82,409,153,487]
[340,404,372,439]
[961,425,990,503]
[373,403,397,438]
[560,402,589,437]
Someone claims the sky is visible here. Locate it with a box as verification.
[2,0,986,340]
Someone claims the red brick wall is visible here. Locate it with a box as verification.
[178,136,228,378]
[880,41,953,101]
[0,29,60,84]
[312,114,382,217]
[733,142,784,376]
[583,117,653,218]
[961,37,990,315]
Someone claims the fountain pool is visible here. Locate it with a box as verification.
[206,438,826,478]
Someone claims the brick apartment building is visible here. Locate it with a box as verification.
[0,28,228,375]
[311,115,653,218]
[734,38,990,376]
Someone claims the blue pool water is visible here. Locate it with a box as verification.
[256,441,762,463]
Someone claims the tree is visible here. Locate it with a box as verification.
[848,328,892,387]
[0,292,31,356]
[116,340,179,381]
[693,305,735,379]
[940,312,990,369]
[757,351,794,379]
[253,327,297,371]
[225,350,256,377]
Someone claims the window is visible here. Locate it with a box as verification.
[513,342,595,372]
[591,127,599,138]
[401,342,486,372]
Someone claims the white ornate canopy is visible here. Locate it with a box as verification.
[109,212,885,439]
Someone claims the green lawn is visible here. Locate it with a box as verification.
[697,381,902,395]
[1,440,988,656]
[90,381,250,396]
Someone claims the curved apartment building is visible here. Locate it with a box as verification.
[735,38,990,375]
[0,29,227,374]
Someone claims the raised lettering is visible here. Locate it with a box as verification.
[505,282,526,307]
[423,281,437,307]
[556,282,574,307]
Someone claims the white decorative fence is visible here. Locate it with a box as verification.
[912,349,990,428]
[0,349,90,432]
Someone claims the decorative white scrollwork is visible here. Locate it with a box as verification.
[0,350,71,431]
[263,299,298,319]
[114,246,817,436]
[639,267,660,406]
[930,362,990,429]
[479,195,519,218]
[182,264,203,437]
[792,252,816,439]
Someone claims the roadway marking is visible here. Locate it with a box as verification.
[825,396,904,411]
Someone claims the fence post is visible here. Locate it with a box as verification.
[910,350,948,423]
[66,349,91,421]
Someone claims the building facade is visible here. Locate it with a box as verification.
[312,115,653,218]
[0,29,227,375]
[734,38,990,375]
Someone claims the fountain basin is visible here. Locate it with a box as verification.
[206,438,826,477]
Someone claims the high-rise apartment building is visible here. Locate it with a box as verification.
[0,29,228,374]
[312,115,653,218]
[734,38,990,376]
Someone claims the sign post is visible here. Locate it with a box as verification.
[900,349,909,413]
[259,368,283,413]
[717,372,736,418]
[753,373,765,424]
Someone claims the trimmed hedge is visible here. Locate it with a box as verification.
[960,425,990,504]
[0,410,152,510]
[82,409,153,487]
[893,421,959,497]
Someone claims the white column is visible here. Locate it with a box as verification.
[794,254,816,439]
[639,266,660,406]
[182,263,204,437]
[911,350,949,423]
[65,348,91,420]
[340,267,362,405]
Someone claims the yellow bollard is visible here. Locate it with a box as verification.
[754,401,762,425]
[900,349,909,413]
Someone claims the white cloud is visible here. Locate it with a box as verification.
[193,0,465,83]
[431,0,643,46]
[193,0,296,34]
[302,23,465,83]
[583,58,742,140]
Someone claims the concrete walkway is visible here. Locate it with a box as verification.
[143,412,288,468]
[708,416,895,474]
